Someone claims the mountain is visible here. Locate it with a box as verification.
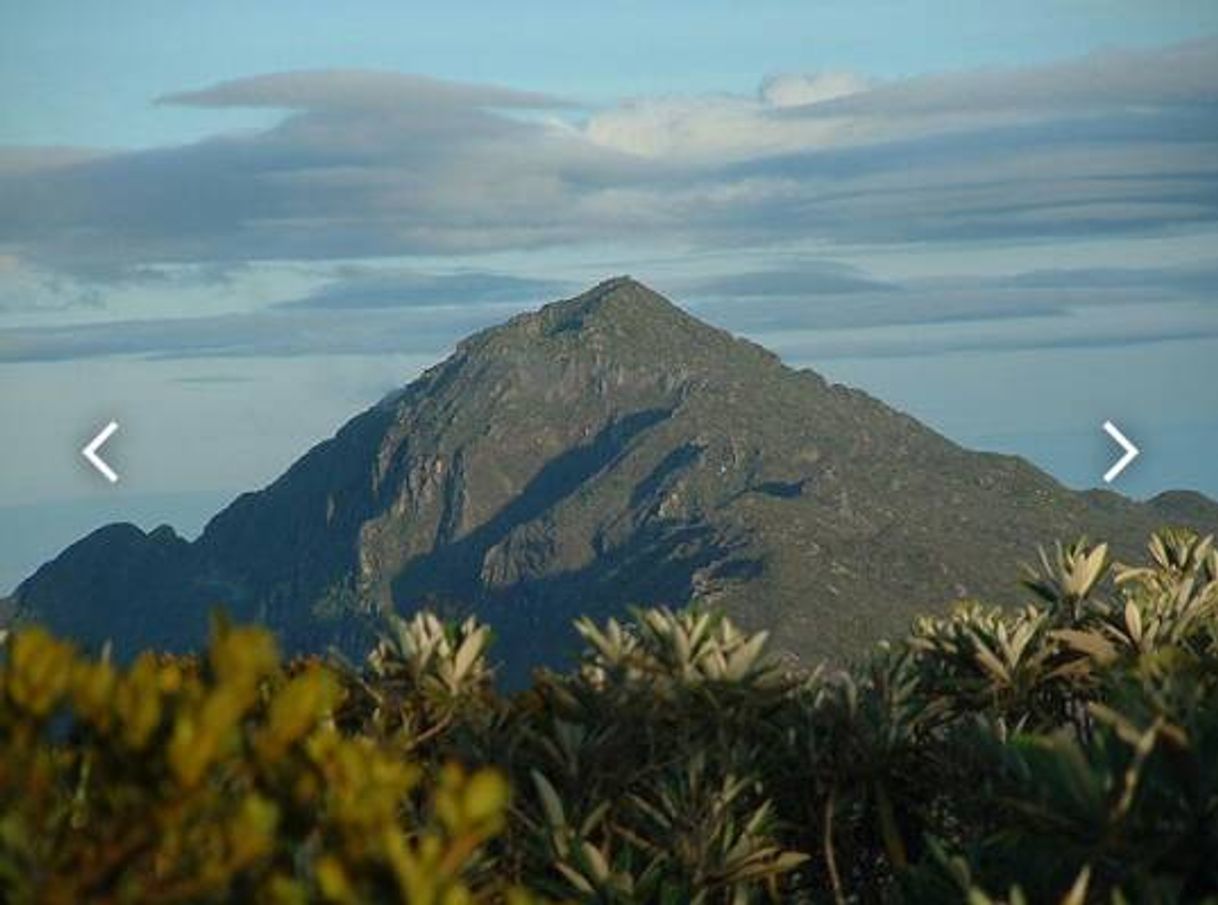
[9,277,1218,680]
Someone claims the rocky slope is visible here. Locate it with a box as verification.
[10,278,1218,680]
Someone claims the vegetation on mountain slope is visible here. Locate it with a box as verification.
[2,528,1217,903]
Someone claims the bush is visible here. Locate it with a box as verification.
[0,619,528,904]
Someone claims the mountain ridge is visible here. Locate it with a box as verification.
[9,277,1218,679]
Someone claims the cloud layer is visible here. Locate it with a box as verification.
[3,260,1215,364]
[275,269,572,310]
[2,38,1216,283]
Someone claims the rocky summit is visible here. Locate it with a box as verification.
[10,277,1218,681]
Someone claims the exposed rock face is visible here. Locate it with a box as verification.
[10,277,1218,680]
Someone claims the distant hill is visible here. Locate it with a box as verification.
[9,278,1218,680]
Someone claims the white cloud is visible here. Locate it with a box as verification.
[580,71,872,161]
[581,37,1218,161]
[582,93,850,161]
[759,71,870,108]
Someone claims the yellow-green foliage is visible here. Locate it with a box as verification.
[0,621,527,905]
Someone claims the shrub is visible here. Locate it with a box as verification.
[0,619,527,905]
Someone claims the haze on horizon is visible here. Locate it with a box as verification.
[2,0,1217,593]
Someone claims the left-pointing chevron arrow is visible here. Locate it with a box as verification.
[83,420,119,483]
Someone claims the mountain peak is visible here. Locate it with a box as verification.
[536,276,692,333]
[567,275,673,310]
[454,275,762,375]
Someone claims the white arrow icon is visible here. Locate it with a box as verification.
[1102,420,1138,484]
[83,420,120,483]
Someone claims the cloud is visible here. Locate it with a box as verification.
[580,70,881,162]
[994,263,1218,293]
[782,38,1218,119]
[581,38,1218,160]
[159,69,571,112]
[1,43,1217,283]
[0,305,506,363]
[759,72,871,108]
[581,92,849,162]
[2,261,1213,365]
[0,263,104,312]
[682,263,897,298]
[0,70,641,277]
[680,258,1218,339]
[760,301,1218,361]
[276,269,573,310]
[0,267,572,362]
[172,374,259,385]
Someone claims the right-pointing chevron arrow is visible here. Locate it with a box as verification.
[1102,420,1138,484]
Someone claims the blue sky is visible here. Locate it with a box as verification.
[2,2,1217,591]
